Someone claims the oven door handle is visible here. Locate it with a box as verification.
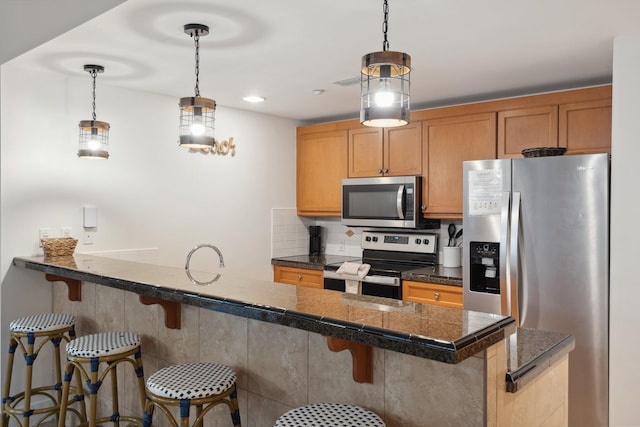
[323,271,400,287]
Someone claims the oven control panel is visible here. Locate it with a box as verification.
[361,231,437,254]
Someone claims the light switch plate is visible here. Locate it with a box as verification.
[83,206,97,228]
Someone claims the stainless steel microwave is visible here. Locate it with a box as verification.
[342,176,437,229]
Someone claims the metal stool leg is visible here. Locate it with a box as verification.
[134,347,146,412]
[2,338,18,427]
[229,384,241,427]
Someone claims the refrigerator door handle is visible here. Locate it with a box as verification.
[499,191,511,316]
[510,192,522,324]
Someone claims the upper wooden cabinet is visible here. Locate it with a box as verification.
[296,86,611,219]
[497,106,558,158]
[348,122,422,177]
[559,99,612,155]
[422,113,497,218]
[296,128,348,216]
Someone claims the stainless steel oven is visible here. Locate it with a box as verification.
[323,230,438,300]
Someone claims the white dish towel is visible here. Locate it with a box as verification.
[336,262,371,294]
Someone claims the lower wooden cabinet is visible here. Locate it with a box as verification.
[402,280,463,309]
[273,265,323,289]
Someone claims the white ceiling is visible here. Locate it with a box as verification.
[8,0,640,123]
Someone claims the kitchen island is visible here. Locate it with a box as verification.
[12,254,574,426]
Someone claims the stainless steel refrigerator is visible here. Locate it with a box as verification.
[463,153,609,427]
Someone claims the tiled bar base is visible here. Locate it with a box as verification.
[51,279,486,427]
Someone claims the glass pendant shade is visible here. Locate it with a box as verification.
[78,120,110,159]
[360,50,411,127]
[178,96,216,149]
[78,64,109,159]
[179,23,217,151]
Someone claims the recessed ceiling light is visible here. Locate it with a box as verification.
[243,96,265,103]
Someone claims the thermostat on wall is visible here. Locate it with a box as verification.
[83,205,97,228]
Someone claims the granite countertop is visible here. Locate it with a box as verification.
[14,254,513,365]
[270,255,361,271]
[506,327,576,392]
[271,255,463,285]
[269,255,574,392]
[402,265,462,286]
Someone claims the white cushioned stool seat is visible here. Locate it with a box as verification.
[2,313,85,427]
[9,313,75,333]
[65,331,140,357]
[146,362,237,399]
[58,330,146,427]
[143,362,241,427]
[275,403,385,427]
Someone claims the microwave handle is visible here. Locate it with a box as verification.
[396,185,405,219]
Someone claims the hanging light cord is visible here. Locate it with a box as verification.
[193,29,201,97]
[90,68,98,121]
[382,0,389,51]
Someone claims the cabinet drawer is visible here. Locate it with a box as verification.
[402,281,463,309]
[273,266,323,288]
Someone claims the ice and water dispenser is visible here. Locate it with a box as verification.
[469,242,500,294]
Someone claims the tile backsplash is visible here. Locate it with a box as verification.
[271,208,314,258]
[271,208,462,263]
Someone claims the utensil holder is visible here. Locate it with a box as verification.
[443,246,462,268]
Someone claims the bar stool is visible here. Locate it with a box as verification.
[2,313,86,427]
[57,331,146,427]
[143,362,241,427]
[274,403,385,426]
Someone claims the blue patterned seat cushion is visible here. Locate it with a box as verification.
[146,362,237,399]
[275,403,385,426]
[65,332,140,357]
[9,313,75,333]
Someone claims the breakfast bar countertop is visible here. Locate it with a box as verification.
[14,254,513,365]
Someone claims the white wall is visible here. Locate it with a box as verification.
[610,34,640,427]
[0,62,297,386]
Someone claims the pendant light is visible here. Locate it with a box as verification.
[179,23,216,150]
[360,0,411,128]
[78,65,110,159]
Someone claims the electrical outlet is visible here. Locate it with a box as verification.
[83,231,95,245]
[39,228,51,247]
[339,240,345,252]
[62,227,72,238]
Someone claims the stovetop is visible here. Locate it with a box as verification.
[323,230,440,277]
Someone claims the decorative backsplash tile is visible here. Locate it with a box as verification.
[271,209,362,258]
[271,209,463,262]
[271,208,313,258]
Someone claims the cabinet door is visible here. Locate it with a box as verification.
[559,99,611,154]
[297,130,348,216]
[348,127,384,177]
[384,121,422,176]
[402,281,463,309]
[497,106,558,158]
[422,113,497,217]
[273,266,323,288]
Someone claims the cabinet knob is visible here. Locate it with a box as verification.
[434,292,440,300]
[421,204,426,210]
[377,168,383,174]
[297,274,302,280]
[382,168,389,174]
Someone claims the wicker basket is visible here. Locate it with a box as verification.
[521,147,567,158]
[41,238,78,257]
